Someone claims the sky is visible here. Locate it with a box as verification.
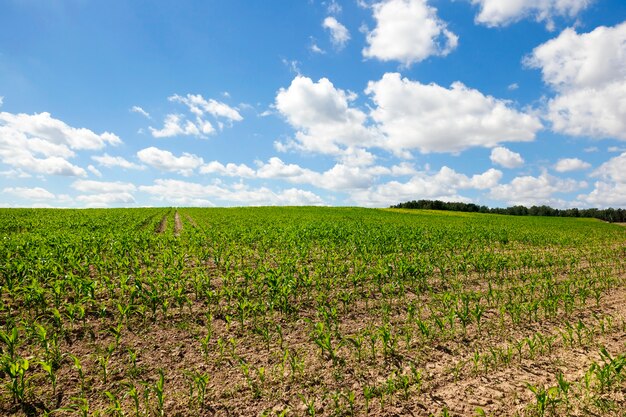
[1,0,626,209]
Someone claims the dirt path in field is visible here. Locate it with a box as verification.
[174,211,183,236]
[156,214,167,234]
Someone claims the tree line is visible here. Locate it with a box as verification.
[390,200,626,223]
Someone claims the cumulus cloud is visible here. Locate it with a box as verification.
[275,73,542,158]
[575,153,626,207]
[350,166,502,207]
[76,192,136,208]
[0,111,121,150]
[526,22,626,140]
[526,23,626,91]
[3,186,56,201]
[490,172,585,206]
[323,17,350,49]
[275,75,378,156]
[139,179,324,206]
[256,157,395,191]
[72,180,137,194]
[0,111,122,177]
[554,157,591,172]
[136,147,204,176]
[198,155,416,193]
[92,153,144,170]
[363,0,458,67]
[169,94,243,122]
[470,0,593,28]
[590,152,626,184]
[579,182,626,208]
[546,81,626,140]
[366,73,542,154]
[148,94,243,139]
[490,146,524,168]
[149,114,209,138]
[200,161,256,177]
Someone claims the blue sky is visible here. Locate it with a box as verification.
[1,0,626,208]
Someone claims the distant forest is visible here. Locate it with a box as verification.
[390,199,626,223]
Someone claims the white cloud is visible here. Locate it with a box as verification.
[526,23,626,91]
[282,58,301,74]
[0,169,31,179]
[366,73,542,154]
[554,157,591,172]
[87,164,102,177]
[526,22,626,140]
[310,42,326,54]
[471,0,593,28]
[169,94,243,122]
[92,153,145,170]
[197,153,419,193]
[72,180,137,194]
[490,172,585,206]
[256,157,387,191]
[323,17,350,49]
[326,0,342,14]
[608,146,626,153]
[576,153,626,207]
[590,152,625,184]
[256,157,312,180]
[130,106,151,119]
[579,182,626,208]
[76,192,136,208]
[148,94,243,139]
[0,111,121,177]
[0,96,3,106]
[275,75,377,156]
[3,186,56,201]
[508,83,519,91]
[0,139,86,176]
[200,161,256,177]
[0,111,121,150]
[149,114,207,138]
[546,81,626,140]
[490,146,524,168]
[350,166,502,207]
[137,147,204,176]
[363,0,458,67]
[139,179,324,206]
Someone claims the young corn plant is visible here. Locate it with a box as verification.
[39,359,58,405]
[2,356,31,405]
[154,368,166,417]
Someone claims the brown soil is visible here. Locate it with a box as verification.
[174,211,183,236]
[156,215,167,234]
[24,276,624,417]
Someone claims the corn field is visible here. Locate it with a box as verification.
[1,207,625,416]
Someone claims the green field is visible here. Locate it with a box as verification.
[1,207,625,416]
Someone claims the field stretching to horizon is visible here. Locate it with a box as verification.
[1,207,625,416]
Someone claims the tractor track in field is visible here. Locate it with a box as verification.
[174,211,183,236]
[156,214,168,234]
